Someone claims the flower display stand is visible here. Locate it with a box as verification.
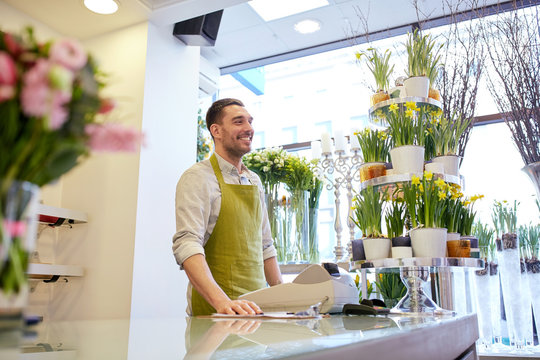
[351,257,484,315]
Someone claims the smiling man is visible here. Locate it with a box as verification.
[172,98,282,316]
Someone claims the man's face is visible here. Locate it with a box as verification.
[212,104,254,158]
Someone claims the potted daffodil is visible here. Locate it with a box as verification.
[356,48,394,106]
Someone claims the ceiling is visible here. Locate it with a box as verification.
[1,0,516,72]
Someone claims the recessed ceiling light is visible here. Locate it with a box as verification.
[294,19,321,34]
[248,0,329,22]
[84,0,119,15]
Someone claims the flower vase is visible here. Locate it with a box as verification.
[526,255,540,351]
[308,207,319,264]
[403,76,430,98]
[362,238,391,261]
[497,233,532,352]
[265,187,286,263]
[359,162,386,182]
[431,155,461,177]
[0,181,40,345]
[488,259,505,350]
[410,227,447,258]
[389,145,425,175]
[474,261,493,352]
[289,190,310,263]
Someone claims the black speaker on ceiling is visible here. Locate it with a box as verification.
[173,10,223,47]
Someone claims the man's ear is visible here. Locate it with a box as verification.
[210,123,220,139]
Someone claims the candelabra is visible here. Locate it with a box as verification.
[316,148,363,262]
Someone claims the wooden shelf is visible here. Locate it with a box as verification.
[37,204,88,225]
[27,263,84,278]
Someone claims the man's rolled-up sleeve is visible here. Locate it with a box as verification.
[172,169,213,270]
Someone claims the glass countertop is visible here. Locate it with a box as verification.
[18,313,478,360]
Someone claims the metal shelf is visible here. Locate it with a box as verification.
[350,257,484,271]
[37,204,88,225]
[369,96,442,114]
[359,173,461,191]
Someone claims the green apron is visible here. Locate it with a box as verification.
[191,154,266,316]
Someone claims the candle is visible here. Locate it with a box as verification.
[311,140,322,159]
[334,130,346,152]
[321,132,332,154]
[350,129,360,150]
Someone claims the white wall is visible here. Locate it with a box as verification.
[1,1,199,322]
[129,22,199,319]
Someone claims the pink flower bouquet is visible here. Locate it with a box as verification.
[0,27,143,190]
[0,28,143,300]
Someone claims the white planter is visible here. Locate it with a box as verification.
[403,76,430,98]
[431,155,460,177]
[363,238,391,261]
[424,162,444,175]
[410,227,447,258]
[391,246,412,259]
[390,145,425,175]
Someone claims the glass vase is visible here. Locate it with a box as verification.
[0,180,40,355]
[488,259,505,351]
[308,207,319,264]
[474,262,492,352]
[288,190,310,263]
[497,233,532,353]
[526,254,540,351]
[264,185,284,263]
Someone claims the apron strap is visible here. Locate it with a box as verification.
[210,154,225,185]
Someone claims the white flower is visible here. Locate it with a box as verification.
[254,155,261,162]
[263,166,270,172]
[274,159,279,164]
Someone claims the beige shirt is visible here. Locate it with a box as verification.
[172,153,277,269]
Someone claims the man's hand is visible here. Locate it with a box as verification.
[215,299,263,315]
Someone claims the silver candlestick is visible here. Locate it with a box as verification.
[317,148,362,262]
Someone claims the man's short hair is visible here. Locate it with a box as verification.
[205,98,245,133]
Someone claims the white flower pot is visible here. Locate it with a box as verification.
[424,162,444,175]
[391,246,413,259]
[410,227,447,258]
[362,238,391,260]
[403,76,430,98]
[431,155,460,177]
[390,145,425,175]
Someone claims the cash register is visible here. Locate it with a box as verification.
[239,263,359,314]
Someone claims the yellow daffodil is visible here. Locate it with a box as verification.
[470,195,478,202]
[434,178,446,189]
[424,171,433,181]
[479,194,485,199]
[389,103,399,113]
[411,175,421,185]
[405,101,417,110]
[405,109,414,118]
[419,184,424,193]
[463,200,471,206]
[438,191,447,200]
[378,131,388,140]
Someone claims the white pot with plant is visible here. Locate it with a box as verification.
[428,113,471,177]
[356,128,390,182]
[387,101,426,175]
[385,200,412,258]
[351,187,390,260]
[356,48,394,106]
[403,29,442,99]
[400,172,448,257]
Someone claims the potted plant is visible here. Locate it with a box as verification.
[404,29,441,98]
[351,186,390,260]
[356,48,394,106]
[385,200,411,258]
[444,196,464,257]
[356,128,391,182]
[400,172,448,257]
[375,272,406,308]
[428,113,470,177]
[458,194,483,258]
[386,101,427,175]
